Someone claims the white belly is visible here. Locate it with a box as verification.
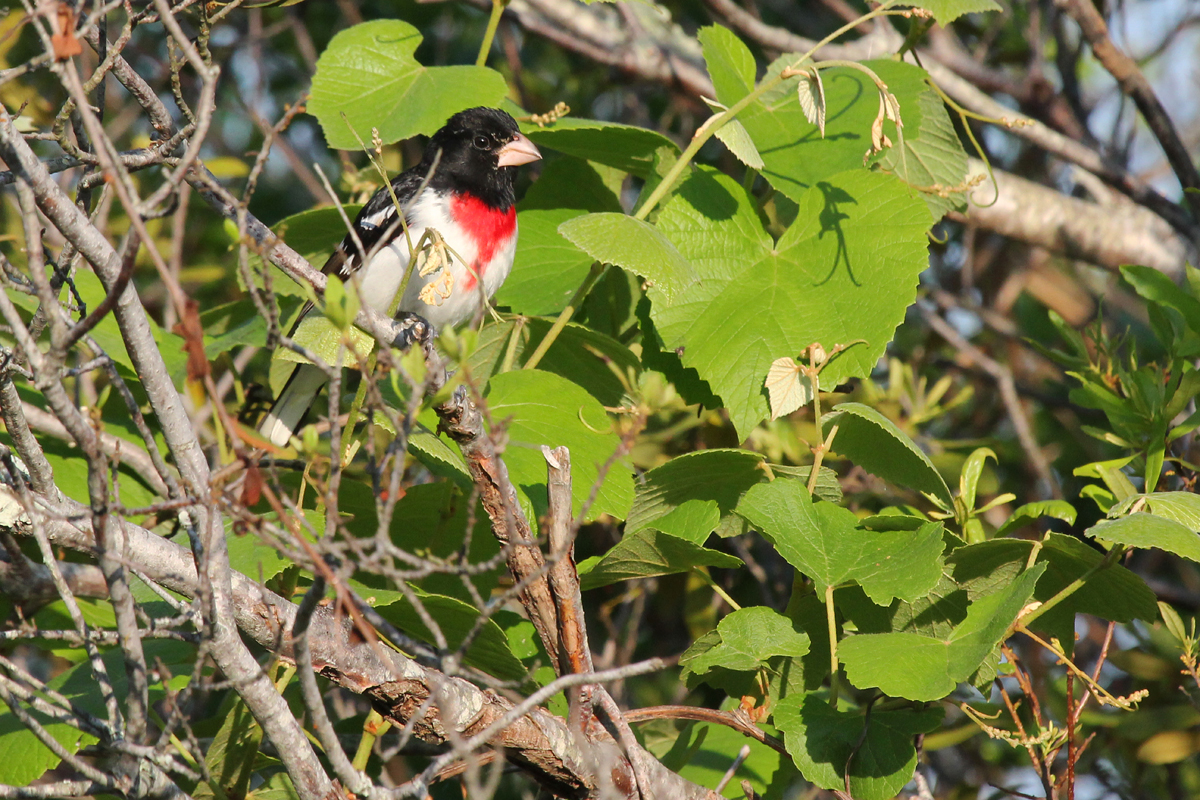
[352,191,515,330]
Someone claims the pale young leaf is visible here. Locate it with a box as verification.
[765,357,815,420]
[796,69,827,137]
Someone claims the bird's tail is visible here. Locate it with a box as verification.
[258,363,328,448]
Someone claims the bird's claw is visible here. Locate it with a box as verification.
[391,312,434,352]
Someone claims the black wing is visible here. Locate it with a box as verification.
[289,167,430,333]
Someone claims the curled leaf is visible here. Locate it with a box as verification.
[796,68,826,137]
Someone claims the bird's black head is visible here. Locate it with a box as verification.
[422,107,541,210]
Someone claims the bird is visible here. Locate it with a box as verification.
[258,107,541,448]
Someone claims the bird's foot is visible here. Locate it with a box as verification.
[390,312,434,352]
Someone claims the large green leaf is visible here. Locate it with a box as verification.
[822,403,952,504]
[734,59,932,202]
[522,118,679,177]
[579,529,743,590]
[838,565,1044,700]
[1087,512,1200,563]
[484,370,633,524]
[773,693,943,800]
[308,20,508,150]
[681,607,809,674]
[498,157,623,316]
[558,213,699,304]
[737,480,944,604]
[652,168,932,438]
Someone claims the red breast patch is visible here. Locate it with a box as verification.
[450,193,517,290]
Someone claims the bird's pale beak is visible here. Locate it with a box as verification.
[497,133,542,167]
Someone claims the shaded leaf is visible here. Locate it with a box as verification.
[681,607,809,674]
[838,565,1044,700]
[774,694,943,800]
[579,529,742,590]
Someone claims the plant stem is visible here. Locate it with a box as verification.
[476,0,507,68]
[825,584,840,709]
[351,710,391,772]
[808,423,838,495]
[523,262,604,370]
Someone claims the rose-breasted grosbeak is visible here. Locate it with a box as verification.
[259,107,541,447]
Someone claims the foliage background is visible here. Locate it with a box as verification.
[1,1,1200,799]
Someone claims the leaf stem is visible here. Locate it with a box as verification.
[476,0,508,68]
[824,583,840,709]
[694,567,742,611]
[523,262,605,370]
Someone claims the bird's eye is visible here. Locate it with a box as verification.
[473,135,491,150]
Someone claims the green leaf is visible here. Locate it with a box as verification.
[737,60,931,201]
[895,0,1001,24]
[1138,491,1200,531]
[737,480,944,604]
[523,118,679,177]
[0,708,94,787]
[958,447,996,514]
[698,25,756,102]
[558,213,698,304]
[1121,265,1200,335]
[949,536,1156,626]
[874,78,968,217]
[381,481,501,600]
[714,118,764,170]
[68,269,189,388]
[353,582,524,680]
[822,403,952,504]
[579,529,743,590]
[201,298,280,357]
[653,168,932,438]
[466,317,639,407]
[194,701,262,800]
[1087,513,1200,563]
[497,158,623,316]
[308,20,508,150]
[275,313,373,368]
[646,721,785,799]
[838,565,1045,700]
[227,531,292,583]
[682,607,809,674]
[774,694,943,800]
[484,370,633,523]
[994,500,1078,538]
[0,642,191,787]
[625,448,767,541]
